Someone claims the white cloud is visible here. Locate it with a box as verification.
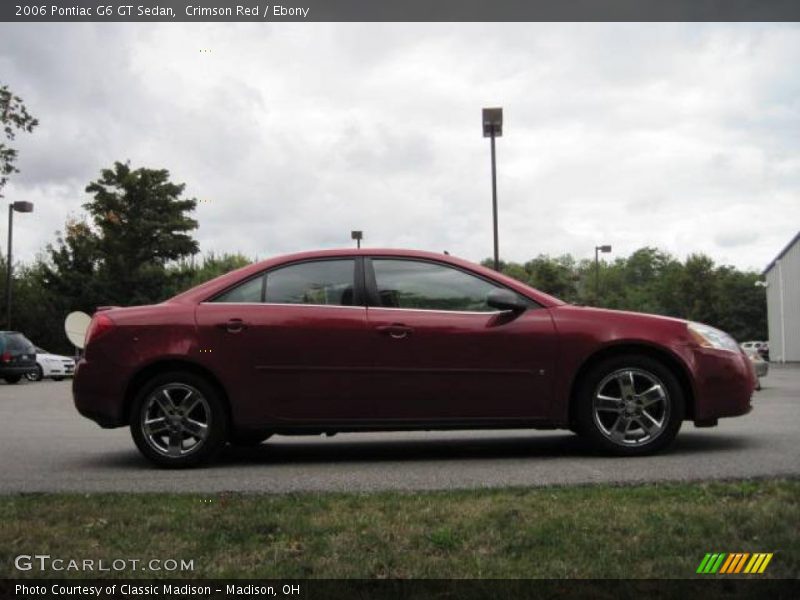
[0,22,798,272]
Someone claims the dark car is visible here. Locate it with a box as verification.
[73,249,755,467]
[0,331,38,384]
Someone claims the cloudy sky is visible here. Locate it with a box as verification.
[0,22,798,271]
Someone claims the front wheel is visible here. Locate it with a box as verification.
[130,372,229,468]
[574,355,684,456]
[26,366,44,382]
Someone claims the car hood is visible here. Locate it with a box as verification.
[38,353,75,362]
[552,304,688,326]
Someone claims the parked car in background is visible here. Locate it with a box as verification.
[25,347,76,382]
[743,348,769,390]
[0,331,37,384]
[73,249,756,468]
[741,341,769,361]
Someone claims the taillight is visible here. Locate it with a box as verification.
[84,313,114,347]
[1,351,10,363]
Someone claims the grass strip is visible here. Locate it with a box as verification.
[1,479,798,579]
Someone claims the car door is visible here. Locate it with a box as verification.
[195,257,373,424]
[364,257,558,420]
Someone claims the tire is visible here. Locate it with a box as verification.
[26,366,44,382]
[574,354,684,456]
[52,376,64,382]
[130,371,229,468]
[229,430,273,447]
[4,375,22,384]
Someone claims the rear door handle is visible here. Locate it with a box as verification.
[217,318,248,333]
[376,324,413,339]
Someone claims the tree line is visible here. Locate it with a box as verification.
[481,249,766,343]
[1,159,766,354]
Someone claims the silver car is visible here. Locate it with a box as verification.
[743,348,768,390]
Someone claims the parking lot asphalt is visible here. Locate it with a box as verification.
[0,367,798,493]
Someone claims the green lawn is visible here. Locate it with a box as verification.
[1,479,798,579]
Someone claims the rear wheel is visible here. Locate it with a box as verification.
[26,366,44,382]
[575,355,684,456]
[4,375,22,384]
[130,372,228,468]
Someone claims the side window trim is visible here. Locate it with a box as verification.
[364,257,380,307]
[364,256,540,311]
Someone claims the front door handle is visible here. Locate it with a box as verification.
[376,324,413,339]
[216,318,248,333]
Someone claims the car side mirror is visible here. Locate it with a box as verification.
[487,289,528,313]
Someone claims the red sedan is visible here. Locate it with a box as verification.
[73,249,754,467]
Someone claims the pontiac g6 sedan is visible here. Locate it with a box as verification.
[73,249,754,467]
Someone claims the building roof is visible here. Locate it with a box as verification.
[763,231,800,275]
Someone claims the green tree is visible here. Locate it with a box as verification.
[49,161,201,307]
[525,254,580,302]
[710,266,766,342]
[43,218,102,314]
[165,252,252,296]
[0,83,39,194]
[9,260,71,354]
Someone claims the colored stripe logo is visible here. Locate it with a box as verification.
[697,553,773,574]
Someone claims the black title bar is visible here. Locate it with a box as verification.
[2,0,800,22]
[3,579,800,600]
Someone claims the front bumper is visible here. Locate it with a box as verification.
[42,362,76,377]
[691,348,754,421]
[1,364,38,376]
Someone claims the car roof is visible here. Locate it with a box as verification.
[168,248,566,308]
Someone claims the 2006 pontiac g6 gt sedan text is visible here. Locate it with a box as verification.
[73,249,754,467]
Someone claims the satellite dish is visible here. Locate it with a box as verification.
[65,311,92,349]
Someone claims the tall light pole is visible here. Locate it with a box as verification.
[351,230,363,249]
[5,200,34,329]
[482,107,503,271]
[594,244,612,302]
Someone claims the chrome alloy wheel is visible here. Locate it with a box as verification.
[592,368,669,447]
[140,383,211,458]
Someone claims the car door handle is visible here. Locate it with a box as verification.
[376,324,413,339]
[217,318,248,333]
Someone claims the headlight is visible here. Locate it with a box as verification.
[687,322,740,353]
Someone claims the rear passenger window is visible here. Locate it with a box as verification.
[266,260,355,306]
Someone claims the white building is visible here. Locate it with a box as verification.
[763,231,800,363]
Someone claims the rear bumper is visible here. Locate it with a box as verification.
[73,358,127,428]
[1,364,37,376]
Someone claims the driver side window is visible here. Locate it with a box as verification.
[372,259,499,312]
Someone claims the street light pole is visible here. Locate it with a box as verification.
[594,244,612,303]
[5,204,13,329]
[483,108,503,271]
[5,201,34,329]
[490,133,499,271]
